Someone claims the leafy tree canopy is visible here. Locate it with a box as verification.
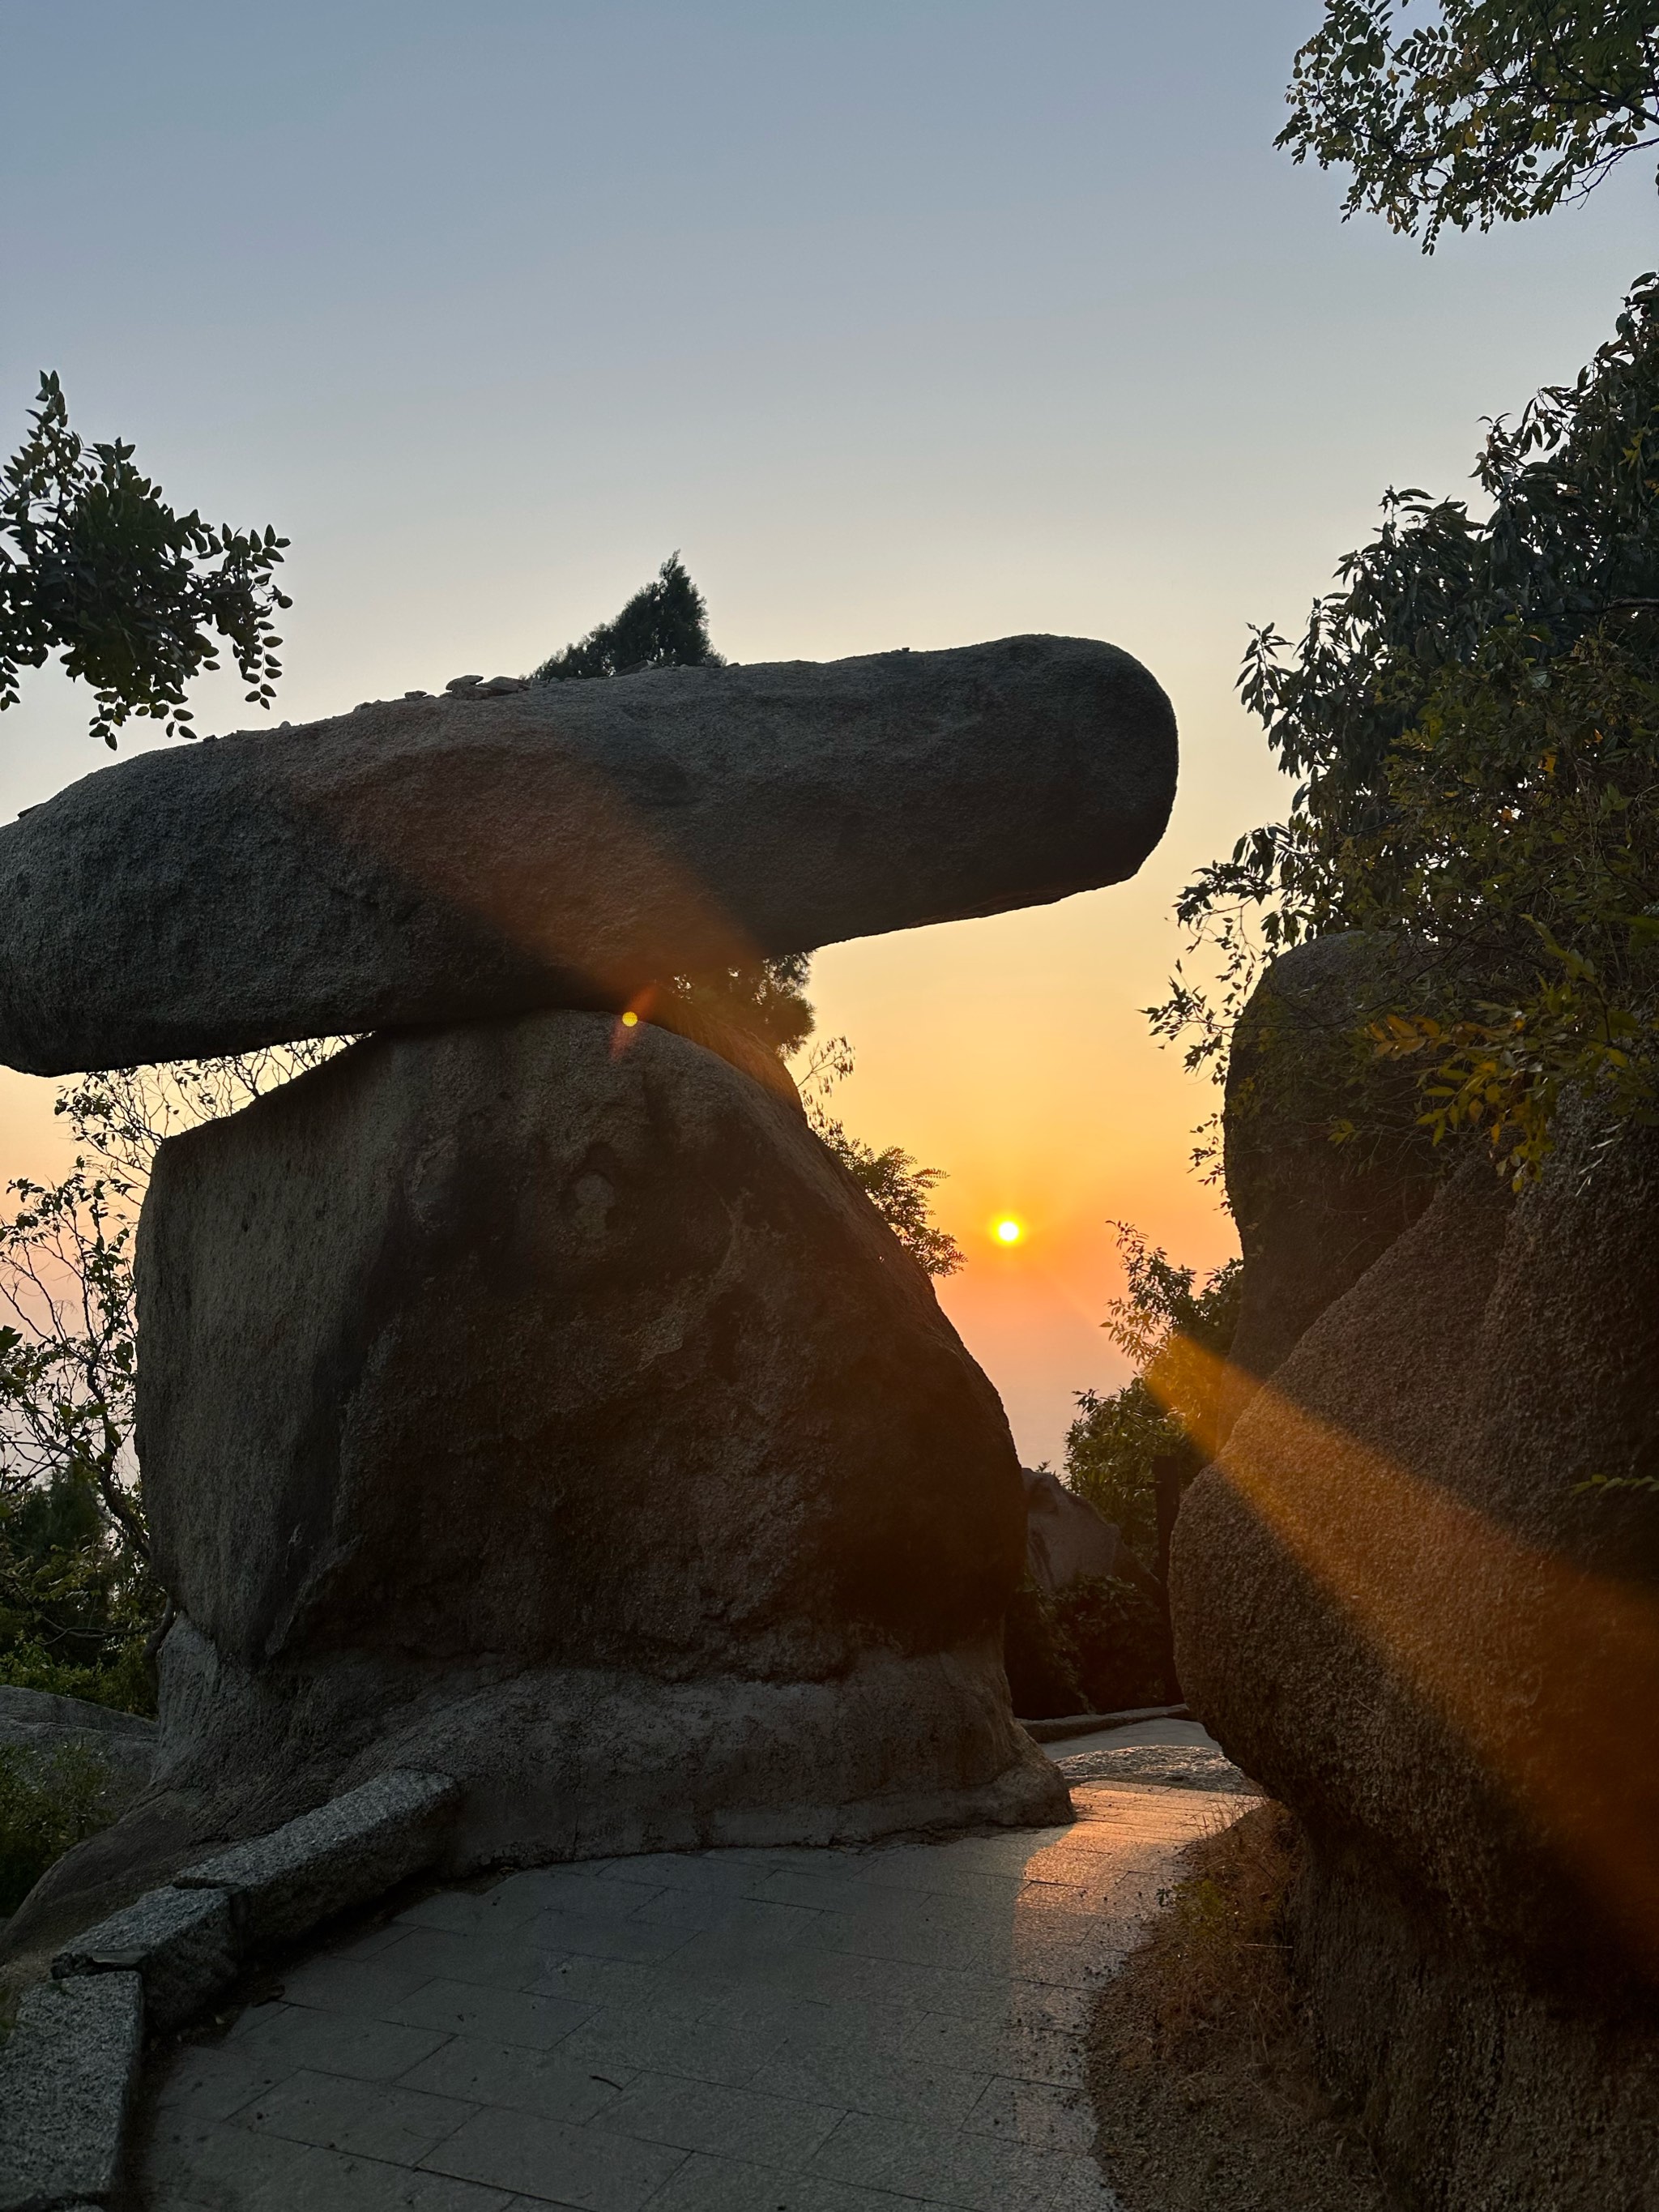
[1157,276,1659,1181]
[1064,1228,1242,1564]
[1283,2,1659,249]
[533,552,724,681]
[1,372,289,747]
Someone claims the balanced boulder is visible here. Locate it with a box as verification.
[5,1012,1065,1957]
[0,634,1175,1074]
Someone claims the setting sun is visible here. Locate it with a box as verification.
[994,1217,1023,1245]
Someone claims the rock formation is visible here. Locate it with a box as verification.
[0,1688,155,1803]
[6,1013,1066,1958]
[0,634,1175,1074]
[1172,934,1659,2210]
[1021,1465,1144,1595]
[1221,930,1443,1396]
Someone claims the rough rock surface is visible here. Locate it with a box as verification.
[1173,933,1659,2207]
[0,634,1176,1074]
[1220,933,1443,1405]
[4,1012,1064,1962]
[0,1969,143,2210]
[0,1687,156,1792]
[1021,1465,1133,1593]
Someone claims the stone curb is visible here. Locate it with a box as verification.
[1019,1702,1191,1744]
[0,1766,458,2211]
[0,1971,143,2212]
[173,1767,459,1946]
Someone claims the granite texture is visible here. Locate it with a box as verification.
[53,1885,235,2034]
[175,1770,459,1945]
[0,1970,143,2210]
[0,634,1176,1074]
[7,1013,1064,1958]
[1171,930,1659,2204]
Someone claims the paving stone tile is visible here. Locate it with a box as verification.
[271,2145,518,2210]
[766,1946,1029,2023]
[838,1851,1034,1906]
[395,1889,565,1937]
[638,2149,928,2211]
[386,1976,596,2049]
[370,1926,561,1992]
[806,2107,1064,2212]
[556,2001,778,2087]
[597,1852,800,1898]
[596,2070,844,2168]
[137,1759,1211,2211]
[519,1902,702,1964]
[221,1997,293,2044]
[150,2041,296,2122]
[230,2002,450,2082]
[398,2034,632,2122]
[527,1954,726,2019]
[137,2112,334,2212]
[277,1953,444,2017]
[812,1898,1022,1975]
[333,1922,423,1962]
[962,2074,1096,2154]
[712,1992,917,2060]
[748,2039,992,2129]
[237,2066,477,2163]
[421,2103,687,2209]
[745,1867,909,1915]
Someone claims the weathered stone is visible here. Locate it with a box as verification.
[1220,932,1442,1407]
[174,1770,458,1945]
[1172,933,1659,2206]
[0,1689,155,1797]
[0,1970,143,2211]
[53,1883,235,2032]
[1021,1465,1138,1594]
[8,1011,1064,1946]
[0,634,1176,1075]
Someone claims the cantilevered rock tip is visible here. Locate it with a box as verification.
[0,633,1176,1074]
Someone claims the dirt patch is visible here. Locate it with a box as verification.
[1087,1801,1397,2212]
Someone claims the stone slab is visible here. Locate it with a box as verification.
[0,1969,143,2211]
[54,1885,236,2034]
[0,634,1176,1074]
[173,1770,459,1947]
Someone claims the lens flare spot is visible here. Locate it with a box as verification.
[995,1218,1023,1245]
[621,1010,639,1027]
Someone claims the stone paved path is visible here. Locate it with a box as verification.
[137,1726,1245,2212]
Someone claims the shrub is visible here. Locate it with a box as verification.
[0,1740,115,1917]
[0,1635,154,1717]
[1004,1574,1175,1719]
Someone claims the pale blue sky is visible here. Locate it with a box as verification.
[4,2,1655,1458]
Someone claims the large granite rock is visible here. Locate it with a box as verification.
[0,1688,155,1789]
[1221,932,1441,1399]
[1172,935,1659,2209]
[1021,1466,1146,1595]
[4,1012,1064,1962]
[0,634,1175,1074]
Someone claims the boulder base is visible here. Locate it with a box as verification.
[6,1013,1063,1962]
